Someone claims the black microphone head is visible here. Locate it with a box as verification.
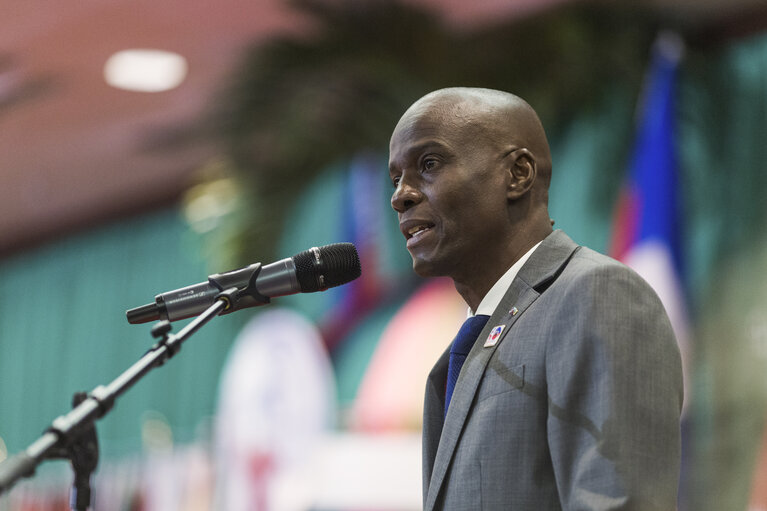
[293,243,361,292]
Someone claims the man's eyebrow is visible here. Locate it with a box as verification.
[406,140,450,155]
[389,139,451,173]
[394,140,451,164]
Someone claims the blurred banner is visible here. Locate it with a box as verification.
[213,308,335,511]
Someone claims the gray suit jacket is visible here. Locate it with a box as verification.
[422,230,683,510]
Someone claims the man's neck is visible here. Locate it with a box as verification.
[453,228,550,311]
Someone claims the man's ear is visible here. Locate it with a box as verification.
[505,148,537,200]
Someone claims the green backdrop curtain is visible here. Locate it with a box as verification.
[0,211,245,460]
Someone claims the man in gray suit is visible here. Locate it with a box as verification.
[388,87,683,510]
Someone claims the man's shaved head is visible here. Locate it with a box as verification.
[393,87,552,198]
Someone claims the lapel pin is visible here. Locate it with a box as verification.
[484,325,506,347]
[510,306,519,316]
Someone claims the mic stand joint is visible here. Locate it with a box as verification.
[147,320,177,364]
[46,392,99,511]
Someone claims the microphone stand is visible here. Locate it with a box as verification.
[0,282,264,509]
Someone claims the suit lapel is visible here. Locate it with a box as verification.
[424,278,538,510]
[423,230,580,510]
[422,345,449,505]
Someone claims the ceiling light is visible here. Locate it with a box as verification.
[104,49,187,93]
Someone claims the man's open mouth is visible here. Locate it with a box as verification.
[407,224,433,239]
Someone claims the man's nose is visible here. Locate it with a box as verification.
[391,180,423,213]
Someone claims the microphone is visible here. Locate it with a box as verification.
[126,243,361,324]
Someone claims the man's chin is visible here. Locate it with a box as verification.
[411,256,445,278]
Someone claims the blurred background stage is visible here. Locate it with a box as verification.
[2,0,767,509]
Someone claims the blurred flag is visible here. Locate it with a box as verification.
[609,31,692,415]
[320,154,389,351]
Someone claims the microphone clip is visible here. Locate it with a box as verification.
[209,262,270,315]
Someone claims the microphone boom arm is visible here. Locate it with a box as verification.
[0,287,239,502]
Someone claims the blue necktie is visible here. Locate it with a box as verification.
[445,314,490,418]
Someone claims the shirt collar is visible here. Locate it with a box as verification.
[470,241,542,317]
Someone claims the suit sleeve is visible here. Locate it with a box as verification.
[545,262,683,510]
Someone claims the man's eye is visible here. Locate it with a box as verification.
[423,158,438,171]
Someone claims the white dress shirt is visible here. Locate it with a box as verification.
[470,241,542,317]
